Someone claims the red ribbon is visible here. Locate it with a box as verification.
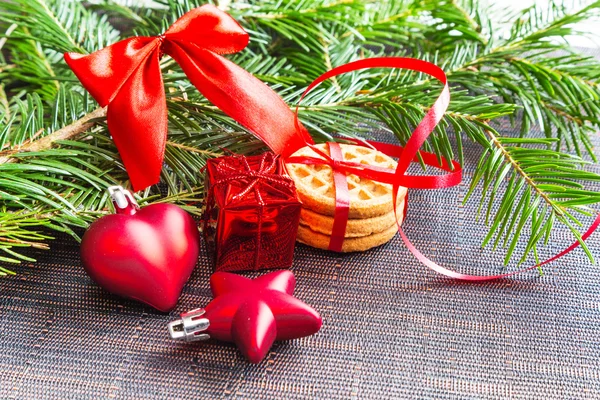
[288,57,600,280]
[66,5,598,280]
[65,5,308,191]
[327,142,350,251]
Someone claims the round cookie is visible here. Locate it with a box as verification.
[299,198,406,238]
[297,223,399,252]
[286,143,408,219]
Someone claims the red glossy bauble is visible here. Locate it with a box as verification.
[81,187,200,312]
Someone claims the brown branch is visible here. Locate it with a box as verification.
[166,140,223,157]
[484,128,563,216]
[0,106,106,164]
[545,103,585,126]
[0,237,49,250]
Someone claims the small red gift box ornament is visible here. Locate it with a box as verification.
[203,152,301,272]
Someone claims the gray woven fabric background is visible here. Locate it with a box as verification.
[1,53,600,399]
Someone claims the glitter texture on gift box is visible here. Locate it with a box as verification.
[203,152,302,272]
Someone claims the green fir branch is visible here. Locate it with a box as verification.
[465,134,598,265]
[0,0,599,273]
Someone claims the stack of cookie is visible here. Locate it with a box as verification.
[285,143,408,252]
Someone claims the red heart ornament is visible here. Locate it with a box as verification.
[81,187,200,312]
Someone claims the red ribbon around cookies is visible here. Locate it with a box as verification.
[287,58,600,280]
[66,6,599,280]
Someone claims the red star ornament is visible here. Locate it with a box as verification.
[168,270,322,363]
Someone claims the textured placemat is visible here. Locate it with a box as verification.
[2,68,600,400]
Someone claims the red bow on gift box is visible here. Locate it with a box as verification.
[209,152,297,205]
[65,5,309,191]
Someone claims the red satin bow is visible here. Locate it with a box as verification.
[65,5,308,191]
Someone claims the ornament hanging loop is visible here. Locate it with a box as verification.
[168,308,210,342]
[108,186,139,215]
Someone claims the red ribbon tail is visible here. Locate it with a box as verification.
[64,37,166,190]
[108,48,167,191]
[398,213,600,281]
[327,142,349,252]
[164,41,311,157]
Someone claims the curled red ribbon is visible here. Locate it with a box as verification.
[288,57,600,280]
[65,5,308,191]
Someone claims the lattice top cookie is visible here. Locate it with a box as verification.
[285,143,408,219]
